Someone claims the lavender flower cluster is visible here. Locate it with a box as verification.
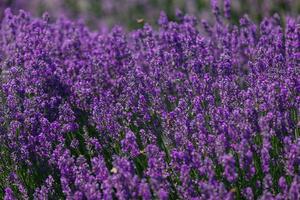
[0,1,299,199]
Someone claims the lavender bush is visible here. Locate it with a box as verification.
[0,0,299,199]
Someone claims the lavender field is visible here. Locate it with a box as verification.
[0,0,299,199]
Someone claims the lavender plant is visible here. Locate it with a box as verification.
[0,0,299,199]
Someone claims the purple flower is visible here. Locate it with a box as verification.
[121,130,140,158]
[4,188,15,200]
[221,154,238,182]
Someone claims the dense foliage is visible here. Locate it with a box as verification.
[0,1,299,199]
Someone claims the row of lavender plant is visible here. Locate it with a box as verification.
[1,0,299,29]
[0,1,299,199]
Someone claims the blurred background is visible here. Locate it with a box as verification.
[1,0,299,29]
